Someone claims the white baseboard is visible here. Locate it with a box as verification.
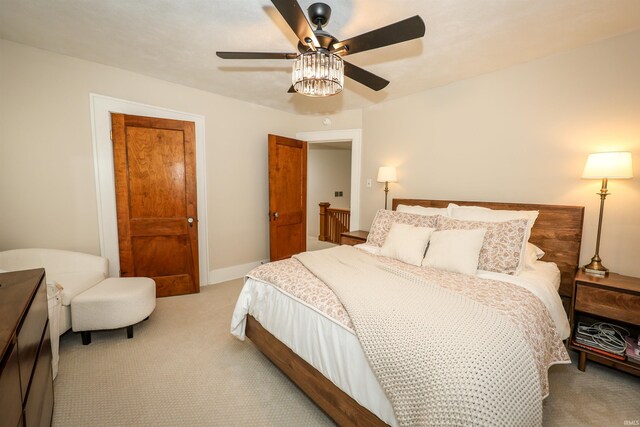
[207,259,269,285]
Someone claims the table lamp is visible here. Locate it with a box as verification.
[377,166,398,210]
[581,151,633,276]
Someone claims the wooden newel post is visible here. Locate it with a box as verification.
[318,202,330,241]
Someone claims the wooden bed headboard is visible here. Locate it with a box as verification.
[392,198,585,299]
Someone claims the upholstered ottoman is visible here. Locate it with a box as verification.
[71,277,156,345]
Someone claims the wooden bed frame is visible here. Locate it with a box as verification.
[246,198,585,427]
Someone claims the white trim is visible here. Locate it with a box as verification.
[89,94,209,287]
[296,129,362,231]
[209,260,269,284]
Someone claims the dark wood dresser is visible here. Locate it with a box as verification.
[0,269,54,427]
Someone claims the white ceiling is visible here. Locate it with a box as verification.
[1,0,639,114]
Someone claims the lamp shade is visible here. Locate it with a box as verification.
[377,166,397,183]
[582,152,633,179]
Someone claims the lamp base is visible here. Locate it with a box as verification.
[383,182,390,210]
[583,267,608,277]
[583,256,609,277]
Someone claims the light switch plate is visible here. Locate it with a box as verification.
[366,179,372,188]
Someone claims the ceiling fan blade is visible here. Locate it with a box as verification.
[216,52,298,60]
[344,61,389,91]
[332,15,425,56]
[287,85,296,93]
[271,0,320,49]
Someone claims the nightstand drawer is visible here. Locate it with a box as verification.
[575,284,640,325]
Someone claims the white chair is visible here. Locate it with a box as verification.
[0,248,109,334]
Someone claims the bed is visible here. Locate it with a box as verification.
[231,198,584,426]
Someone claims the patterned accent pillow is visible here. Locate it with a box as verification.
[367,209,440,247]
[437,216,528,275]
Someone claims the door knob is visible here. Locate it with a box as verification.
[273,212,279,220]
[187,217,195,227]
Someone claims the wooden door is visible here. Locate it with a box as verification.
[269,134,307,261]
[111,113,199,297]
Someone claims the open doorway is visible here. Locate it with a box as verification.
[307,141,352,251]
[296,128,362,252]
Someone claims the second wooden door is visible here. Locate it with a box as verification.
[111,113,199,297]
[268,134,307,261]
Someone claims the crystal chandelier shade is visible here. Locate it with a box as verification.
[292,50,344,97]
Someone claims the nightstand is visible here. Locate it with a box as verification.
[570,270,640,376]
[340,230,369,246]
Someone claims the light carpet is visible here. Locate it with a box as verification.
[53,279,640,426]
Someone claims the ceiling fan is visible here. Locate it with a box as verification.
[216,1,426,97]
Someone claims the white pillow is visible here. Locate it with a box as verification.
[524,242,545,267]
[448,203,538,227]
[448,203,539,273]
[422,228,487,275]
[446,203,489,217]
[396,204,448,217]
[380,223,435,266]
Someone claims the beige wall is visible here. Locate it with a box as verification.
[0,40,362,274]
[307,145,352,238]
[3,30,639,278]
[360,31,640,277]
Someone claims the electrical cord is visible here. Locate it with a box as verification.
[577,322,629,354]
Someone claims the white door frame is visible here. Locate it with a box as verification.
[296,129,362,231]
[89,93,209,286]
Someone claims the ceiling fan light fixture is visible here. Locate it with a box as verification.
[292,50,344,97]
